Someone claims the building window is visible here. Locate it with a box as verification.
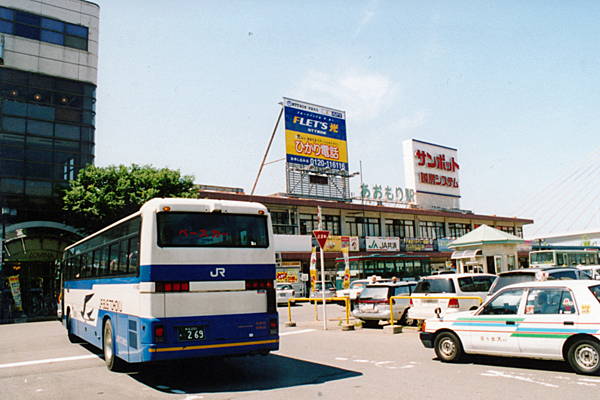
[448,223,470,238]
[419,221,445,239]
[516,226,523,238]
[300,213,341,235]
[498,226,516,235]
[0,68,96,219]
[0,6,88,51]
[345,216,380,237]
[385,219,414,238]
[271,210,297,235]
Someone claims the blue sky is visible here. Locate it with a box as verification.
[92,1,600,239]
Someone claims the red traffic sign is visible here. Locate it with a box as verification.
[313,230,330,248]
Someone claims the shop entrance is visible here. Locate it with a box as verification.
[2,260,58,319]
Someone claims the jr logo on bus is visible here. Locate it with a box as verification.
[210,268,226,278]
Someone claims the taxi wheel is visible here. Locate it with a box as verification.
[568,339,600,375]
[434,332,463,362]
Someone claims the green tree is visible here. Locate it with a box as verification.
[63,164,198,233]
[581,235,597,247]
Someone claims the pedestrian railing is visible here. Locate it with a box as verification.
[286,296,351,325]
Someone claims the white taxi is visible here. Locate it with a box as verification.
[419,280,600,375]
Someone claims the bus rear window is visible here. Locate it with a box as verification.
[157,212,269,248]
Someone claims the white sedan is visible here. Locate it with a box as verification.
[420,280,600,375]
[276,283,296,306]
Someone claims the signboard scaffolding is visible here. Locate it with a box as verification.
[286,163,352,201]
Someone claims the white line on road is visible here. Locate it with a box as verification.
[0,354,99,369]
[280,329,316,336]
[2,328,316,369]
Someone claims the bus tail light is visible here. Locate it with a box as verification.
[421,321,426,332]
[155,282,190,292]
[269,318,278,335]
[155,325,165,343]
[245,280,274,290]
[448,298,459,308]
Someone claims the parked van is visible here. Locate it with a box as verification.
[408,273,496,323]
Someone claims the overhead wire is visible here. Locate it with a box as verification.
[569,191,600,231]
[545,171,600,233]
[525,151,600,222]
[531,161,600,235]
[520,145,600,238]
[512,146,600,217]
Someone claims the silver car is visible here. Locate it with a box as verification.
[310,281,337,299]
[352,282,417,328]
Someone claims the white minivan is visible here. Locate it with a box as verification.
[407,273,496,323]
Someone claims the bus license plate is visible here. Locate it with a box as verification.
[178,326,206,341]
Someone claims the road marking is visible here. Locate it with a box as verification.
[480,370,559,388]
[0,354,99,369]
[280,329,316,336]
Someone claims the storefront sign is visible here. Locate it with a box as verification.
[437,238,453,252]
[309,247,317,291]
[8,275,23,311]
[283,98,348,171]
[342,247,350,289]
[403,139,461,209]
[360,184,415,204]
[276,264,300,283]
[405,238,435,252]
[323,236,359,252]
[366,237,400,252]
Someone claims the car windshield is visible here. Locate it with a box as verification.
[277,284,292,290]
[589,285,600,303]
[488,273,535,295]
[414,278,455,294]
[358,286,389,300]
[350,281,366,289]
[314,282,333,290]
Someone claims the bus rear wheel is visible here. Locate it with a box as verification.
[66,310,82,343]
[103,319,125,372]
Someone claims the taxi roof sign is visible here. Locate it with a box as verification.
[313,230,330,248]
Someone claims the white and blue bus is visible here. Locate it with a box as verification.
[61,198,279,371]
[529,249,600,268]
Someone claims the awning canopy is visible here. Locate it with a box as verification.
[451,249,482,260]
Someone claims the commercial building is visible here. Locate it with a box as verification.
[197,188,533,293]
[0,0,99,320]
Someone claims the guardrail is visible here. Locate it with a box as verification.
[287,297,351,326]
[388,295,483,328]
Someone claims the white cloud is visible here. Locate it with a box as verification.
[393,109,429,132]
[296,69,398,121]
[356,0,378,35]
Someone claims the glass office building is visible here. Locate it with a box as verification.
[0,0,99,322]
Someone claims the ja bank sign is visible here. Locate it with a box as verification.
[366,237,400,252]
